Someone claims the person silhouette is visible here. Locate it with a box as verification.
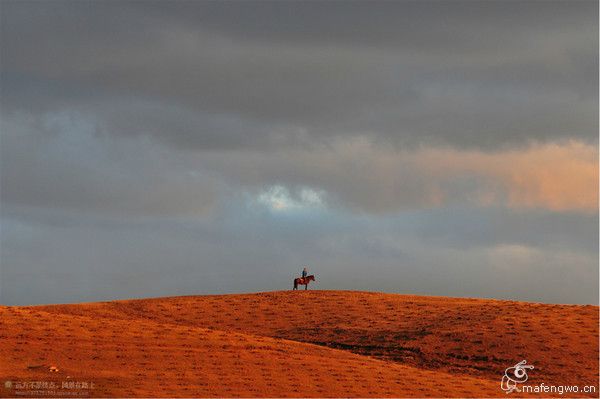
[301,267,308,279]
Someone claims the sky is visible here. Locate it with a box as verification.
[0,0,597,305]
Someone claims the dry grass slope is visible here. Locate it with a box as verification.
[1,291,597,397]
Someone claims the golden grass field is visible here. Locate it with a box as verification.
[1,290,598,397]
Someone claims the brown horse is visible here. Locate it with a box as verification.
[293,275,316,290]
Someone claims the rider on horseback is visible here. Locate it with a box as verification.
[293,268,315,290]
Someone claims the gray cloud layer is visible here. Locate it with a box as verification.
[1,1,597,305]
[2,0,597,149]
[2,205,597,305]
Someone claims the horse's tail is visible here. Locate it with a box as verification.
[293,279,297,290]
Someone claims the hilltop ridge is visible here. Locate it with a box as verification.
[1,291,597,397]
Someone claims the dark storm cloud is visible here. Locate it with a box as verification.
[0,1,597,305]
[1,0,597,150]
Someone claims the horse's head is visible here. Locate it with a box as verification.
[308,275,316,282]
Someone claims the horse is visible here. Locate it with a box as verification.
[293,275,316,290]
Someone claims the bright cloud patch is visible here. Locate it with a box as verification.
[256,186,325,212]
[228,139,597,213]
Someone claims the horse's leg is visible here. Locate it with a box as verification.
[305,283,308,290]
